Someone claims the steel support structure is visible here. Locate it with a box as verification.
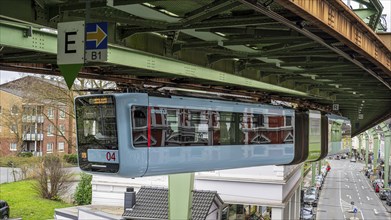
[381,123,391,188]
[0,20,310,97]
[365,132,370,168]
[273,0,391,76]
[318,161,322,175]
[311,163,316,186]
[371,129,379,173]
[168,173,194,220]
[358,135,363,159]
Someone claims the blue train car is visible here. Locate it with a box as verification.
[75,93,306,177]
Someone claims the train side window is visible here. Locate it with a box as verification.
[285,116,292,126]
[131,106,148,147]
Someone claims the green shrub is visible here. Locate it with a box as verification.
[74,173,92,205]
[63,154,78,165]
[0,156,40,167]
[18,152,33,157]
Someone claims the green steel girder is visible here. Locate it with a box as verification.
[0,20,311,97]
[178,36,310,49]
[350,0,384,30]
[179,0,241,26]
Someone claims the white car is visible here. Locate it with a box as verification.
[350,157,356,162]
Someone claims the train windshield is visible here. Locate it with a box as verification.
[75,96,119,173]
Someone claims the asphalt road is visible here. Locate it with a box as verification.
[0,167,21,184]
[316,159,391,220]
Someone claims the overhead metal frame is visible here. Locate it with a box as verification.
[0,0,390,136]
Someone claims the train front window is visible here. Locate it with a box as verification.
[75,96,118,173]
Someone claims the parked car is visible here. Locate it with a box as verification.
[341,154,346,159]
[316,175,324,184]
[301,206,315,220]
[373,179,384,189]
[386,193,391,206]
[375,182,383,193]
[304,191,318,207]
[306,187,319,198]
[350,157,356,163]
[379,189,391,200]
[0,200,9,220]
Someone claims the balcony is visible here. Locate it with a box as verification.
[23,133,43,141]
[22,115,44,123]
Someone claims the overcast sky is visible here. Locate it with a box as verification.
[0,1,390,85]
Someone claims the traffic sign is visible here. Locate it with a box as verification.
[57,21,85,65]
[333,104,339,111]
[85,22,108,62]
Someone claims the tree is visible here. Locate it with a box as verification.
[0,75,116,155]
[32,154,73,200]
[0,98,24,155]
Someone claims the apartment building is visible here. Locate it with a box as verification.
[0,76,76,156]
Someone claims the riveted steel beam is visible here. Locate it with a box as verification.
[0,20,311,97]
[272,0,391,81]
[180,0,241,26]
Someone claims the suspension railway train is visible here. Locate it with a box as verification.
[75,93,351,177]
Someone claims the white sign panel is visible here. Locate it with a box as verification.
[57,21,85,65]
[333,104,339,111]
[358,114,364,120]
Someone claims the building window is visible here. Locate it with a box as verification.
[11,105,19,115]
[58,124,65,135]
[47,143,53,153]
[59,107,66,119]
[47,125,54,136]
[10,124,17,133]
[48,107,54,119]
[58,142,65,152]
[10,143,17,151]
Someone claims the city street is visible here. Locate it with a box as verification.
[316,159,391,220]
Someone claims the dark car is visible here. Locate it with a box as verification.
[0,200,9,219]
[379,189,391,200]
[386,193,391,206]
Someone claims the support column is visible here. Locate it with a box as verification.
[169,173,194,220]
[373,132,379,169]
[365,132,369,168]
[293,187,300,219]
[381,123,391,188]
[271,207,284,220]
[358,135,363,159]
[311,163,316,186]
[318,160,322,175]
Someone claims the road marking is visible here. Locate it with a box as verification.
[345,184,350,188]
[359,197,361,200]
[366,196,370,200]
[361,185,364,189]
[347,195,351,199]
[374,209,378,215]
[339,171,347,219]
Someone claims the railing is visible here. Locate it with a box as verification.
[22,115,44,123]
[23,133,44,141]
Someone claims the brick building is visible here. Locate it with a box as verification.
[0,76,76,156]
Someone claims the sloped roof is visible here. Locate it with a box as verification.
[0,76,68,97]
[122,187,223,220]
